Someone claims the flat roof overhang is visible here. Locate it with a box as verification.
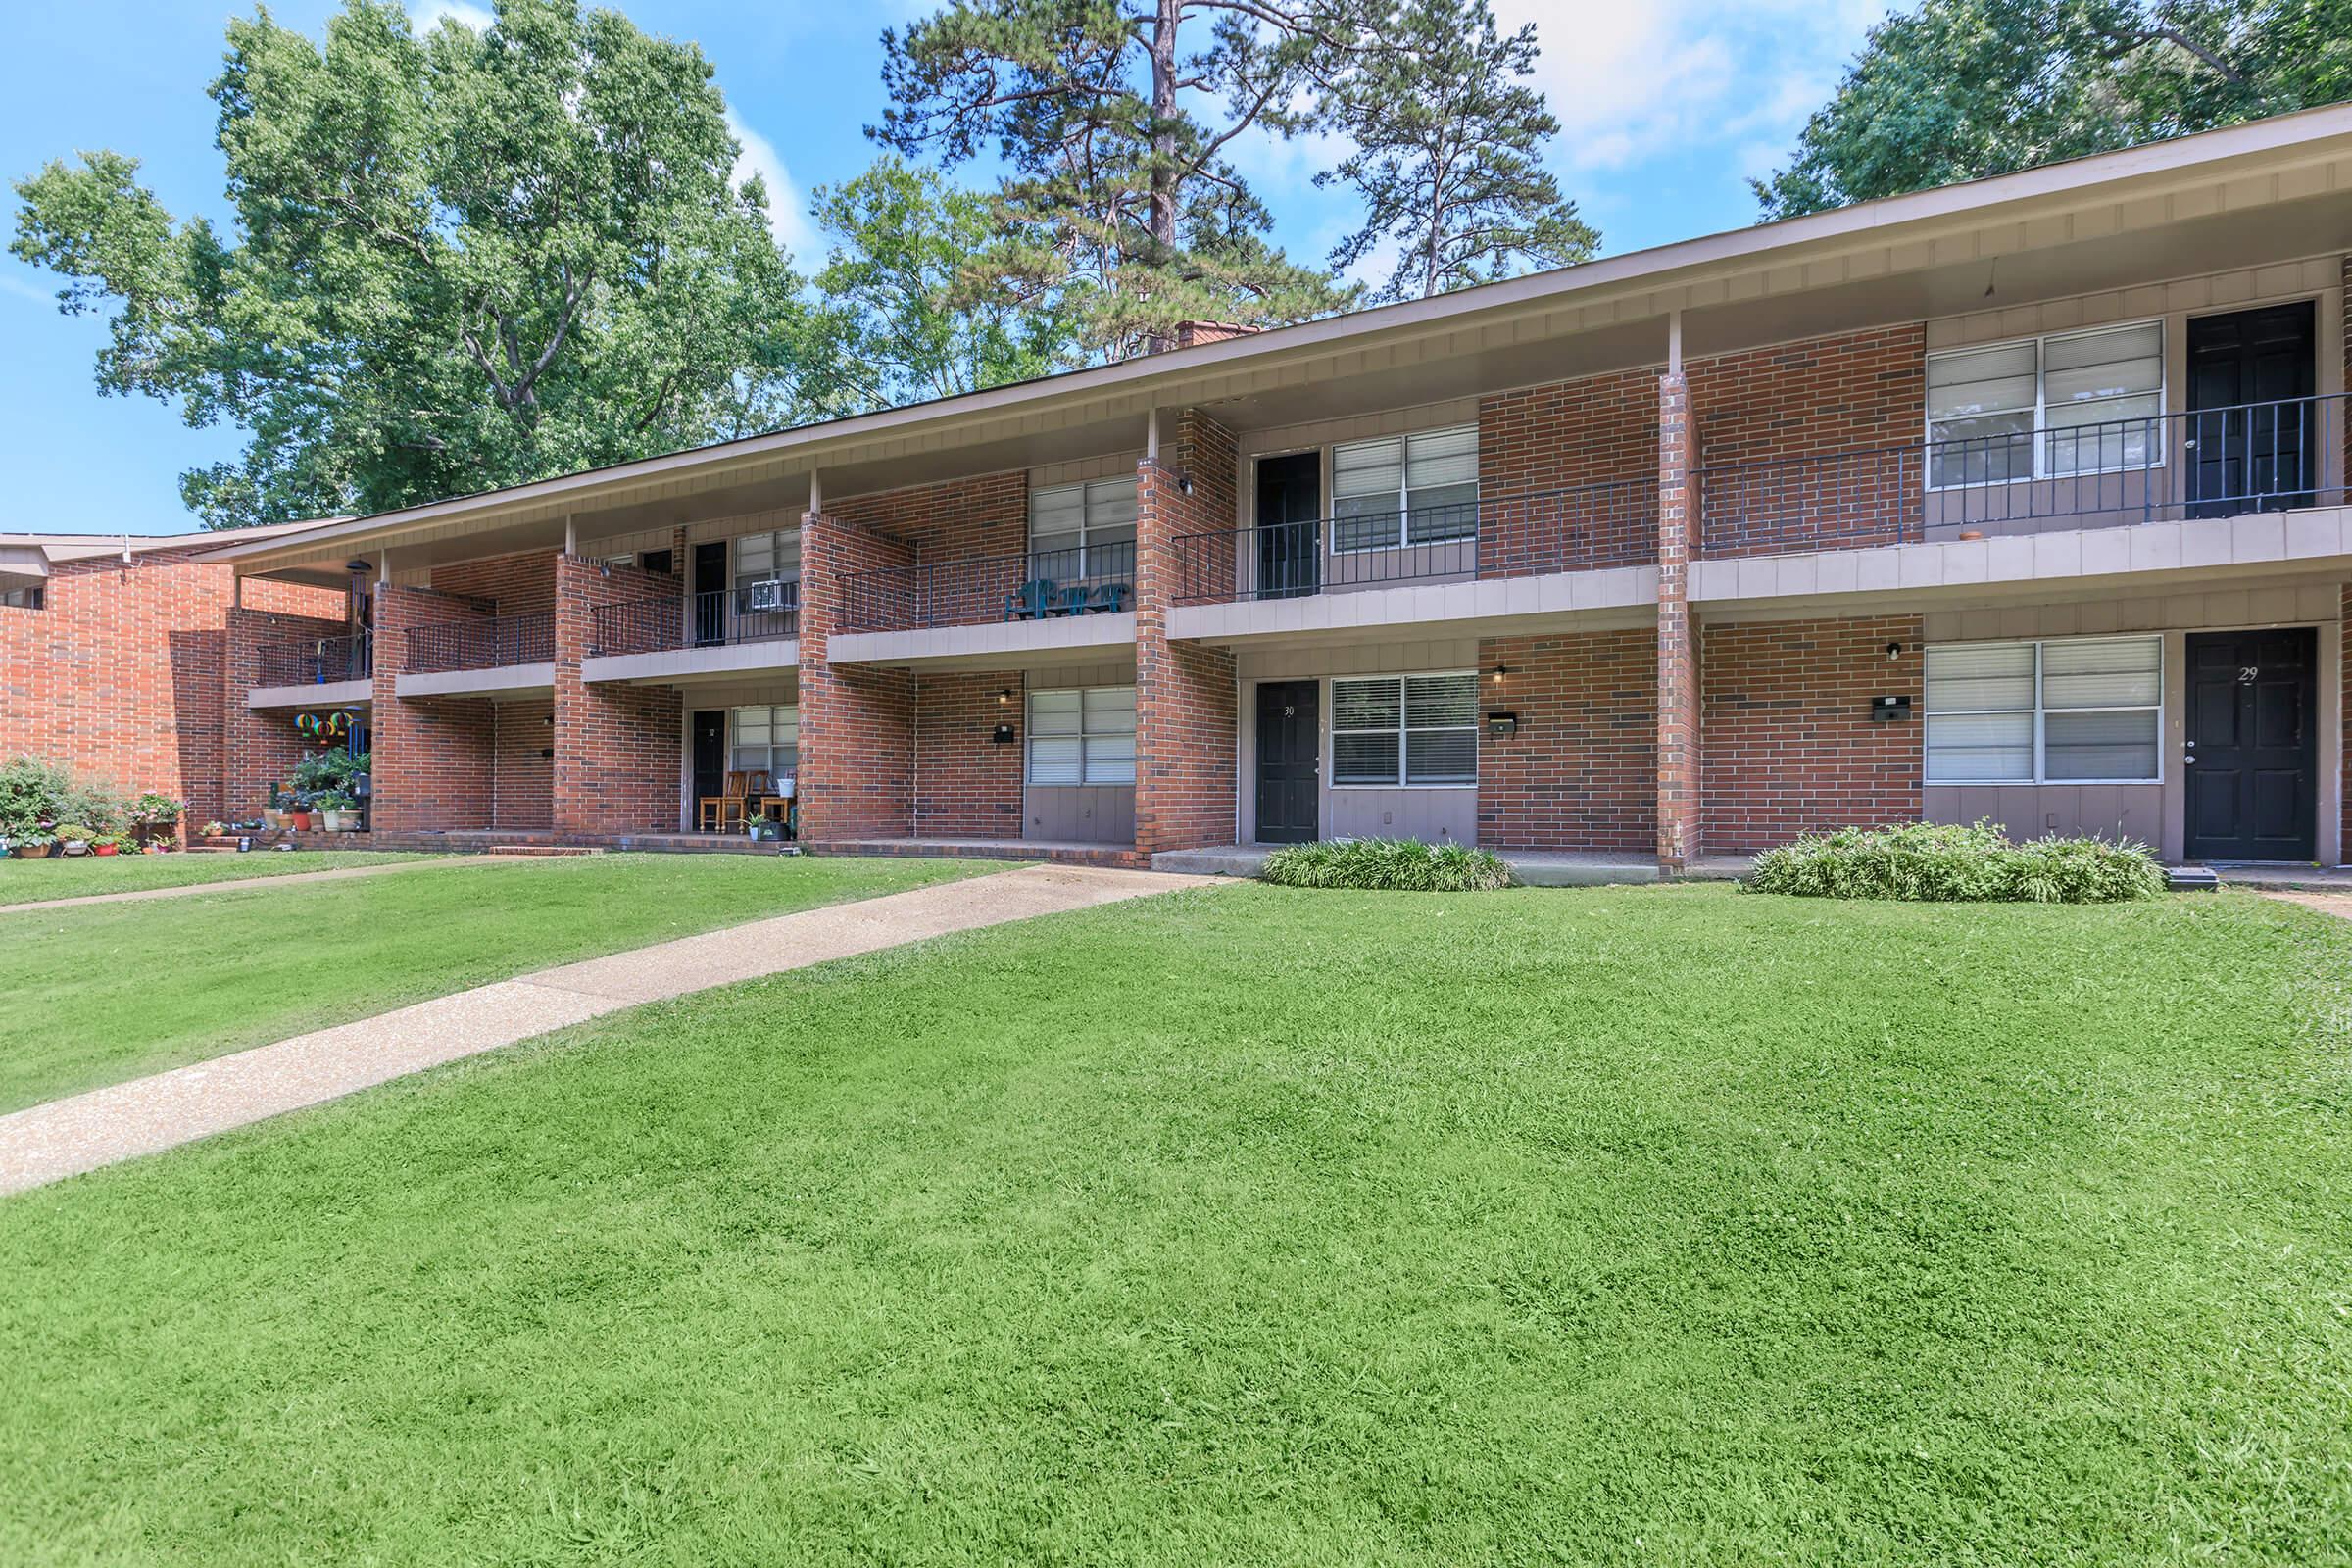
[208,105,2352,580]
[249,680,373,710]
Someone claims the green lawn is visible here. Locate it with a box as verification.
[0,848,434,905]
[0,853,993,1112]
[2,883,2347,1564]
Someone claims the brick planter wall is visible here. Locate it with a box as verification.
[1477,630,1656,851]
[1701,613,1925,853]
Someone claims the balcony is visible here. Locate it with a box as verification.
[827,543,1136,667]
[1698,392,2350,559]
[1170,480,1657,609]
[582,585,800,685]
[398,610,555,698]
[249,631,372,710]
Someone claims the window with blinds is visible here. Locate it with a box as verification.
[1331,426,1479,551]
[730,705,800,781]
[1927,322,2164,487]
[1030,478,1139,574]
[1331,673,1479,786]
[1923,636,2161,784]
[1026,686,1137,786]
[732,530,801,610]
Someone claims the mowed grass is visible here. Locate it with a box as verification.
[0,853,994,1111]
[0,848,433,905]
[3,883,2348,1565]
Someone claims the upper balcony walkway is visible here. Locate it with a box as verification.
[397,609,556,698]
[248,631,372,709]
[829,542,1138,667]
[582,585,800,684]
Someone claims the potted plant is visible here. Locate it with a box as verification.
[10,828,56,859]
[200,820,229,839]
[747,814,782,843]
[54,822,94,857]
[128,793,184,849]
[91,830,124,857]
[317,791,359,832]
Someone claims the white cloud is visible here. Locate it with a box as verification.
[726,109,822,265]
[0,271,53,308]
[410,1,495,32]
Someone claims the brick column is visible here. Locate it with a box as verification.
[369,582,496,832]
[1655,368,1701,873]
[798,511,916,842]
[553,553,684,833]
[1134,411,1240,857]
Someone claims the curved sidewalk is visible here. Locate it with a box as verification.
[0,864,1214,1195]
[0,855,488,913]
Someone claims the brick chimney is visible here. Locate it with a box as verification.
[1172,320,1260,350]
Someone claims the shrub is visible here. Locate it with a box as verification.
[1261,837,1515,892]
[0,756,118,840]
[1744,820,2168,904]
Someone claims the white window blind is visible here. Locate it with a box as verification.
[1928,322,2163,487]
[1332,426,1479,550]
[1924,636,2160,784]
[729,705,799,782]
[1027,685,1137,786]
[733,530,801,591]
[1030,478,1139,574]
[1331,673,1479,786]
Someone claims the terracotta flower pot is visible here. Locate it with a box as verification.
[290,811,313,831]
[93,844,119,857]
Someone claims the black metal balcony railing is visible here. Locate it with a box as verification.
[1170,479,1659,607]
[1698,391,2350,559]
[402,610,554,674]
[255,630,371,687]
[587,585,800,657]
[837,541,1135,634]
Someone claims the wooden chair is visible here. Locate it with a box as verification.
[698,769,755,832]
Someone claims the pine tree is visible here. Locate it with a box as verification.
[873,0,1380,358]
[1319,0,1596,301]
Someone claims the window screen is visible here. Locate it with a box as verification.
[1030,478,1139,574]
[730,705,799,781]
[1927,322,2164,486]
[1924,636,2160,784]
[1027,685,1137,786]
[1331,673,1479,786]
[1331,426,1479,550]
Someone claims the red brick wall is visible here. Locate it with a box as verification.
[222,605,348,819]
[1479,367,1659,573]
[552,554,682,833]
[2342,584,2350,866]
[1477,629,1656,851]
[1136,412,1239,854]
[494,698,555,831]
[1689,323,1927,558]
[370,582,497,831]
[1655,368,1700,867]
[913,671,1025,838]
[829,471,1029,564]
[429,550,557,612]
[800,514,916,839]
[0,549,340,818]
[1701,613,1924,852]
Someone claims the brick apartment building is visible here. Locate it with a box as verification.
[17,108,2352,871]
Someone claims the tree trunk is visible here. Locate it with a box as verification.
[1146,0,1180,355]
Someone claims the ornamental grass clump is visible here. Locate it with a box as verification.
[1260,837,1514,892]
[1744,820,2167,903]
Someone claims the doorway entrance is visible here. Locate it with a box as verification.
[1254,452,1320,600]
[1253,680,1319,843]
[2184,627,2318,861]
[2185,301,2318,517]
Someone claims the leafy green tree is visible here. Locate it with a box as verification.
[873,0,1375,358]
[811,157,1082,404]
[1756,0,2352,220]
[13,0,841,528]
[1318,0,1596,301]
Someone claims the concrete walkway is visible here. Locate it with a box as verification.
[2263,890,2352,921]
[0,864,1212,1195]
[0,854,496,914]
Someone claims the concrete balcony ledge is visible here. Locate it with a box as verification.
[250,677,370,710]
[828,611,1136,670]
[583,638,799,686]
[1167,565,1656,647]
[396,661,556,700]
[1691,505,2352,612]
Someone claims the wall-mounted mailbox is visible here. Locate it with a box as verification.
[1487,711,1519,737]
[991,723,1016,745]
[1871,695,1913,723]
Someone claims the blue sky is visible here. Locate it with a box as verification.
[1,0,1886,535]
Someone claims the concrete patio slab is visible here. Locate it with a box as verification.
[0,863,1215,1196]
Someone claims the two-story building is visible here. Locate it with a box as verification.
[201,106,2352,872]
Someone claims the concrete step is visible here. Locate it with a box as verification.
[481,845,602,858]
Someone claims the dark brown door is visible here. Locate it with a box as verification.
[2185,628,2317,862]
[1255,680,1319,843]
[692,541,728,646]
[1254,452,1320,600]
[2185,302,2317,517]
[691,710,726,823]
